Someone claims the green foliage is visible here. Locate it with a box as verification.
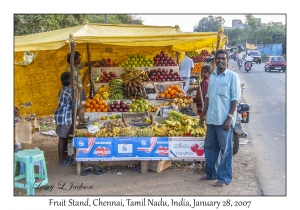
[193,15,225,32]
[14,14,143,36]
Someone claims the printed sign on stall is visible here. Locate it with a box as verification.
[136,137,169,160]
[113,138,137,160]
[73,137,114,161]
[169,139,205,160]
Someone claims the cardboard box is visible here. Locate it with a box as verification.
[148,160,172,173]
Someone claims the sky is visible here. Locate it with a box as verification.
[136,14,286,32]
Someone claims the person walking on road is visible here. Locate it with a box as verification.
[200,49,241,187]
[180,52,194,94]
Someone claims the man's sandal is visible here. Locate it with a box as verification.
[213,180,228,187]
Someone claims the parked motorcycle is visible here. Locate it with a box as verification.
[245,61,252,72]
[232,80,250,155]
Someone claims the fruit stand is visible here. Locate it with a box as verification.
[14,23,227,175]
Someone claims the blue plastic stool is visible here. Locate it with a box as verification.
[14,149,49,196]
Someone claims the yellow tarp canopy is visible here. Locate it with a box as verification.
[14,23,227,116]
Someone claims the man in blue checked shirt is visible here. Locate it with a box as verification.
[200,49,241,187]
[54,72,72,166]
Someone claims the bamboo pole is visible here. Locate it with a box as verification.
[69,35,77,136]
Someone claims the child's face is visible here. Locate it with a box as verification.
[201,70,209,79]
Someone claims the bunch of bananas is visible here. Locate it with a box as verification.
[189,125,206,137]
[124,79,147,99]
[152,124,169,137]
[95,85,110,100]
[75,129,86,137]
[96,127,121,137]
[135,126,155,137]
[168,130,184,137]
[122,69,148,82]
[119,126,136,137]
[109,78,124,99]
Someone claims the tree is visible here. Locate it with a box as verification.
[14,14,143,36]
[193,15,225,32]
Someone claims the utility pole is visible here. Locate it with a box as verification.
[104,15,108,24]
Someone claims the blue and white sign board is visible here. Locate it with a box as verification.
[136,137,169,160]
[73,137,114,161]
[169,137,205,161]
[113,138,137,160]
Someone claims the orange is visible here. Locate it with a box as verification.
[85,108,91,112]
[89,105,94,109]
[171,94,176,98]
[94,104,99,109]
[85,102,90,108]
[91,109,96,112]
[96,109,101,112]
[164,90,169,95]
[167,88,172,92]
[98,100,103,105]
[86,98,92,103]
[103,108,108,112]
[161,93,165,98]
[99,105,104,110]
[91,100,96,105]
[103,102,108,107]
[93,97,99,102]
[166,94,171,99]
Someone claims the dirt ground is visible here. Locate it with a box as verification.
[14,132,261,196]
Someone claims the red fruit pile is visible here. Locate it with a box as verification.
[101,58,118,67]
[153,51,178,67]
[98,71,118,83]
[146,68,183,82]
[190,50,211,63]
[108,100,130,112]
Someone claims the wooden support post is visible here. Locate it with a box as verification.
[140,161,149,174]
[75,148,81,175]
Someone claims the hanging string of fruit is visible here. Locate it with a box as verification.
[123,79,147,99]
[109,77,124,100]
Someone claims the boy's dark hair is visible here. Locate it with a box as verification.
[61,72,71,86]
[67,51,81,64]
[211,51,215,55]
[215,49,229,60]
[202,65,211,73]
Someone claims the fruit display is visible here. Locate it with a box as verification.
[123,79,147,99]
[85,97,109,112]
[135,126,155,137]
[101,58,119,67]
[191,63,205,73]
[94,85,110,100]
[179,107,197,116]
[186,50,198,57]
[97,119,131,137]
[188,50,211,63]
[109,78,124,100]
[119,54,154,68]
[108,100,130,112]
[122,68,149,82]
[99,114,121,121]
[170,97,193,109]
[157,84,185,99]
[97,71,118,83]
[147,68,182,82]
[127,116,152,124]
[129,98,156,112]
[153,51,178,66]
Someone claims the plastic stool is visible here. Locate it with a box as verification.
[14,149,48,196]
[19,160,44,175]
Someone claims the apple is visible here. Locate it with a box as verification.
[110,104,115,109]
[113,108,118,112]
[155,76,158,79]
[162,79,166,82]
[160,75,163,79]
[157,79,161,82]
[123,108,128,112]
[120,100,124,104]
[170,69,173,72]
[196,148,204,156]
[113,101,118,105]
[126,105,131,110]
[173,75,178,79]
[118,108,123,112]
[116,104,120,109]
[121,104,126,109]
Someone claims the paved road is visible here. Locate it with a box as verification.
[229,60,286,195]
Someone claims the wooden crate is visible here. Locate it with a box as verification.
[148,160,172,173]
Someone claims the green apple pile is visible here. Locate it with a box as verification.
[128,98,155,112]
[119,54,154,68]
